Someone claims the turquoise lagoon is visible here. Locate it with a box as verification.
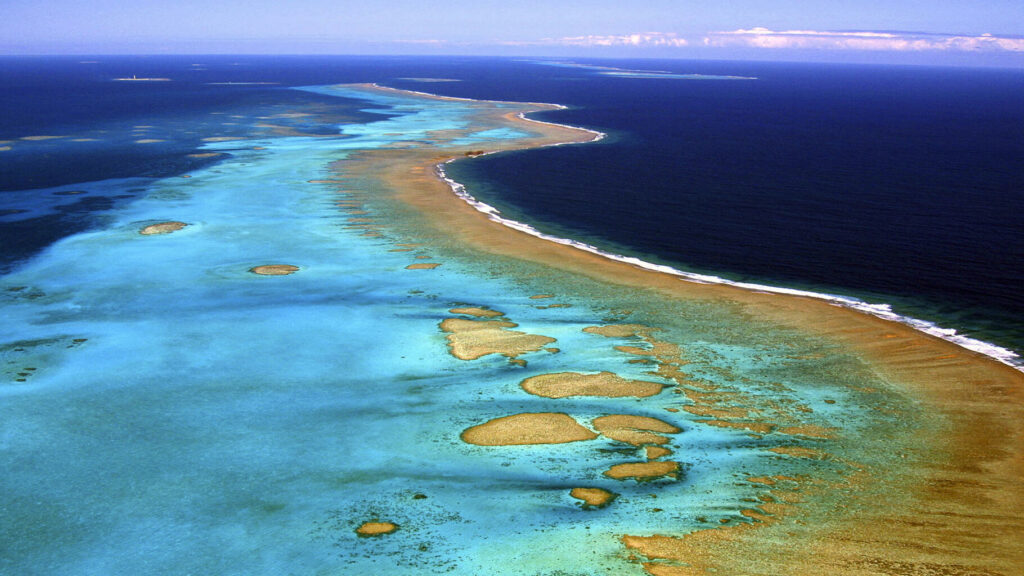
[1,86,916,574]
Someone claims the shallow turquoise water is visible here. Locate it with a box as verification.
[1,86,913,575]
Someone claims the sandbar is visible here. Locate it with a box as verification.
[355,521,398,536]
[440,317,555,361]
[645,446,672,459]
[406,262,441,270]
[520,371,664,398]
[441,317,514,333]
[249,264,299,276]
[461,412,597,446]
[614,345,654,356]
[140,221,187,235]
[592,415,680,446]
[570,487,616,508]
[449,306,505,318]
[586,324,683,360]
[604,461,679,480]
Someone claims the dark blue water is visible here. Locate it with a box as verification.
[2,55,1022,356]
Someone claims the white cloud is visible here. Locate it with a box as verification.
[507,32,688,48]
[705,28,1024,52]
[499,29,1024,55]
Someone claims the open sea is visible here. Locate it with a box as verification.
[1,55,1022,574]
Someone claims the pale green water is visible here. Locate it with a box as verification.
[0,86,923,575]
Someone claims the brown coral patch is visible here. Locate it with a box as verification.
[702,420,775,435]
[583,324,652,338]
[645,446,673,459]
[615,345,655,356]
[440,318,555,361]
[140,221,187,235]
[249,264,299,275]
[449,307,505,318]
[521,371,664,399]
[767,446,830,460]
[461,413,597,446]
[604,461,679,480]
[776,425,836,439]
[569,487,617,508]
[355,521,398,536]
[682,405,750,419]
[592,415,681,446]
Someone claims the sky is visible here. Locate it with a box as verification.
[2,0,1023,66]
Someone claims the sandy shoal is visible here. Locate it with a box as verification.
[449,306,505,318]
[355,521,398,536]
[250,264,299,276]
[570,487,617,508]
[140,221,187,235]
[604,461,679,480]
[440,317,555,360]
[592,414,681,446]
[645,446,672,459]
[521,371,664,398]
[461,412,597,446]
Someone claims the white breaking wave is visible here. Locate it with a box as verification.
[438,152,1023,372]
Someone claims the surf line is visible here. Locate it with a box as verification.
[436,154,1021,372]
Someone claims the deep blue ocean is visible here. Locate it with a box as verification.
[2,55,1022,356]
